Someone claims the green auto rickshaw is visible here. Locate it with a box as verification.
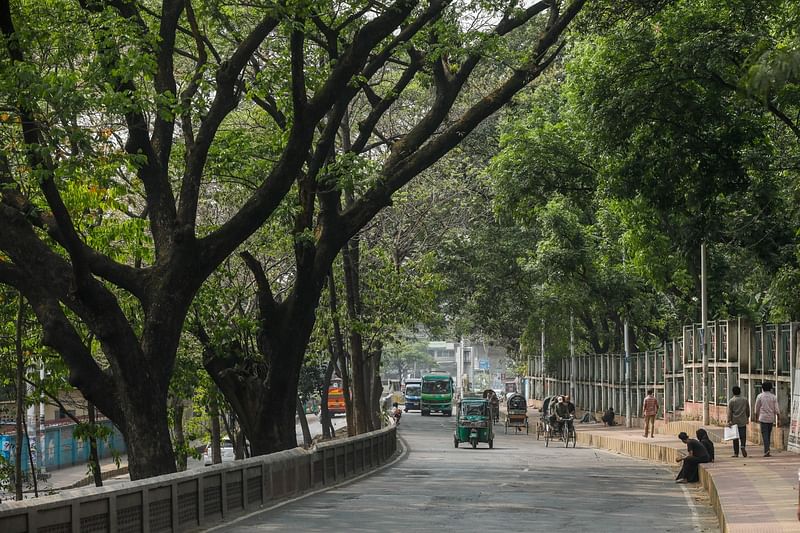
[453,398,494,449]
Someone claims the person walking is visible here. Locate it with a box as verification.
[642,389,658,438]
[727,385,750,458]
[754,381,780,457]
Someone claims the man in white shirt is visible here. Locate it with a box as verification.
[754,381,780,457]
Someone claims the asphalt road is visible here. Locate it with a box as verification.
[216,411,720,532]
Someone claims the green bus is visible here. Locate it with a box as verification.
[421,373,454,416]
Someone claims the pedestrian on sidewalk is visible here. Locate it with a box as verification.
[675,432,710,483]
[695,428,714,462]
[727,385,750,458]
[642,389,658,438]
[754,381,780,457]
[602,407,616,426]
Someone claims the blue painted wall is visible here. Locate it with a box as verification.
[0,421,126,472]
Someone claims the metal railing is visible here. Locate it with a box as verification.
[0,426,397,533]
[529,319,797,424]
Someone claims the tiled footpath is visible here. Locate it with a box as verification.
[570,420,800,532]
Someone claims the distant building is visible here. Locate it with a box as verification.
[426,341,457,377]
[454,340,509,394]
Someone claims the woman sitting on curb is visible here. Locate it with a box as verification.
[675,431,710,483]
[696,428,714,463]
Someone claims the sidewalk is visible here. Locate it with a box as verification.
[0,454,130,502]
[558,414,799,532]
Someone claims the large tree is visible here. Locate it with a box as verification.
[0,0,586,479]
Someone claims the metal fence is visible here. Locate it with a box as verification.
[0,425,397,533]
[529,319,797,425]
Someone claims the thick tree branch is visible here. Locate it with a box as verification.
[151,0,185,168]
[306,0,418,121]
[199,1,419,269]
[239,251,278,321]
[0,204,143,386]
[78,0,177,255]
[1,187,146,297]
[178,15,280,229]
[389,0,552,165]
[352,52,423,153]
[2,261,123,425]
[252,94,287,130]
[339,1,584,243]
[291,26,309,120]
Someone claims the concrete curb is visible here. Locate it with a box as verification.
[575,428,799,533]
[576,431,682,464]
[66,465,130,489]
[575,430,723,530]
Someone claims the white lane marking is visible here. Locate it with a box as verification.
[679,482,703,531]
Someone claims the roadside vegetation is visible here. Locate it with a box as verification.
[0,0,798,492]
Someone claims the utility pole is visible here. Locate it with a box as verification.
[624,316,632,428]
[623,252,632,428]
[701,242,709,425]
[541,319,546,398]
[526,350,532,400]
[570,313,576,401]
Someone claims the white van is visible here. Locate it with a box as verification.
[203,437,235,465]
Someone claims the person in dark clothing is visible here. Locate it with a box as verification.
[696,428,714,463]
[675,431,710,483]
[602,407,616,426]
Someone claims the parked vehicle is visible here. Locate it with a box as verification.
[454,398,494,449]
[203,437,235,465]
[403,378,422,412]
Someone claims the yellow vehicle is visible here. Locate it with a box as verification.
[327,379,346,416]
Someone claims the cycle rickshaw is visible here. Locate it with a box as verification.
[504,392,528,434]
[482,389,500,424]
[538,395,576,447]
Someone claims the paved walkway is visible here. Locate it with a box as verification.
[523,406,800,533]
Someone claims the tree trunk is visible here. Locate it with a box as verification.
[368,346,384,429]
[209,394,222,465]
[23,419,38,497]
[320,345,337,439]
[339,349,355,437]
[115,382,175,479]
[87,403,103,486]
[327,270,354,436]
[342,239,375,433]
[14,293,24,501]
[170,398,187,472]
[203,330,306,456]
[296,398,312,446]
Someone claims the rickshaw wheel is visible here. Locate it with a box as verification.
[454,437,459,448]
[488,438,494,449]
[526,420,529,434]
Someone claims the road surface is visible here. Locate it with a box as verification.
[218,410,719,532]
